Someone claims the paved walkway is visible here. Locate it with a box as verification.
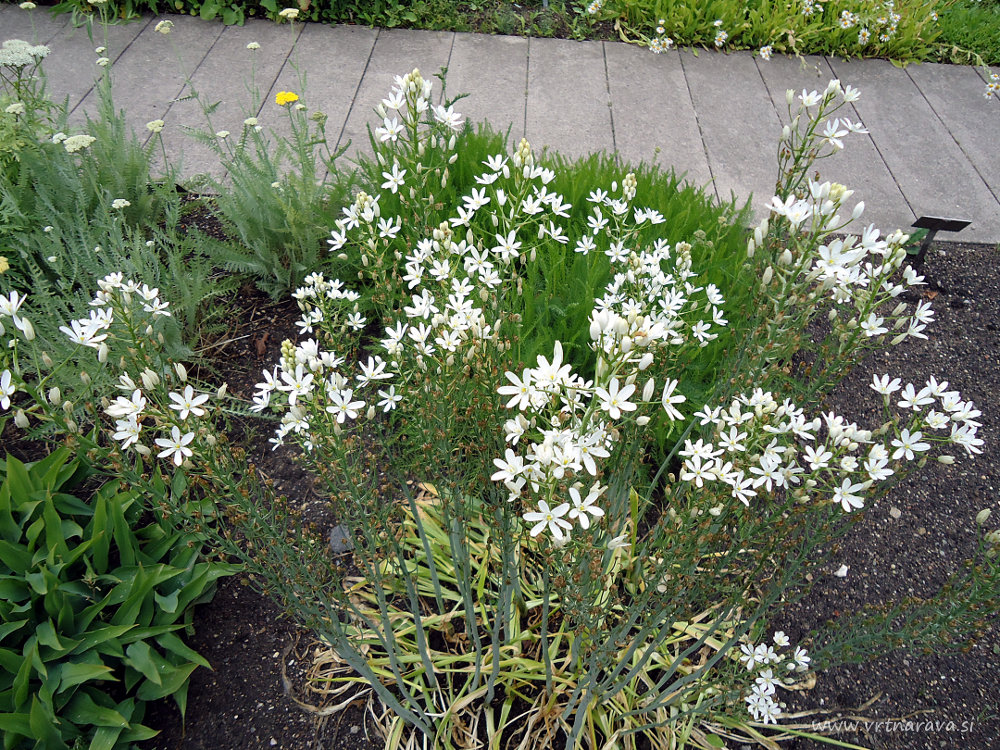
[3,6,998,242]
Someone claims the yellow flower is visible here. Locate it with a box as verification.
[0,256,8,274]
[275,91,299,106]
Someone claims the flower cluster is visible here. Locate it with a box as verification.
[739,632,810,724]
[2,276,218,469]
[0,39,50,70]
[985,72,999,100]
[677,377,979,515]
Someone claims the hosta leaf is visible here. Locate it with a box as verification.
[35,620,66,652]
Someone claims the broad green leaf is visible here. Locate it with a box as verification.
[154,589,179,614]
[0,647,23,673]
[0,542,31,574]
[0,577,28,600]
[58,662,116,693]
[124,641,161,686]
[35,620,65,651]
[155,631,210,670]
[0,711,31,738]
[68,624,135,657]
[88,725,125,750]
[29,695,67,749]
[13,640,36,707]
[135,661,198,701]
[0,620,27,641]
[62,691,129,728]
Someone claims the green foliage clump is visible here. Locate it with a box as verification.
[0,448,236,750]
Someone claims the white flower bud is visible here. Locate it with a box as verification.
[448,153,458,164]
[781,124,791,142]
[852,201,865,220]
[135,444,151,456]
[140,368,160,389]
[747,238,755,258]
[14,409,29,428]
[636,415,651,426]
[62,400,74,414]
[642,378,655,402]
[638,352,654,371]
[80,371,92,385]
[976,509,992,525]
[145,325,153,336]
[761,267,773,285]
[65,419,78,434]
[448,134,456,150]
[936,455,955,465]
[366,405,375,420]
[779,249,793,266]
[175,362,188,382]
[47,387,61,407]
[98,343,109,363]
[786,88,794,105]
[20,319,34,341]
[828,309,838,322]
[41,352,54,368]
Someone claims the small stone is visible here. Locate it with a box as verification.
[270,740,277,747]
[917,527,927,535]
[329,524,354,553]
[889,506,902,519]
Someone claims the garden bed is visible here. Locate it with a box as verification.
[135,240,999,750]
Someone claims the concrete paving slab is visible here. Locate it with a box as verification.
[73,15,221,138]
[1,4,69,45]
[827,57,998,244]
[906,62,1000,203]
[604,43,711,189]
[336,28,454,164]
[261,23,378,180]
[525,37,612,162]
[40,16,150,114]
[680,50,781,218]
[156,18,302,182]
[755,54,914,235]
[446,32,527,142]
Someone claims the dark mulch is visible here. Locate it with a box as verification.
[139,241,998,750]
